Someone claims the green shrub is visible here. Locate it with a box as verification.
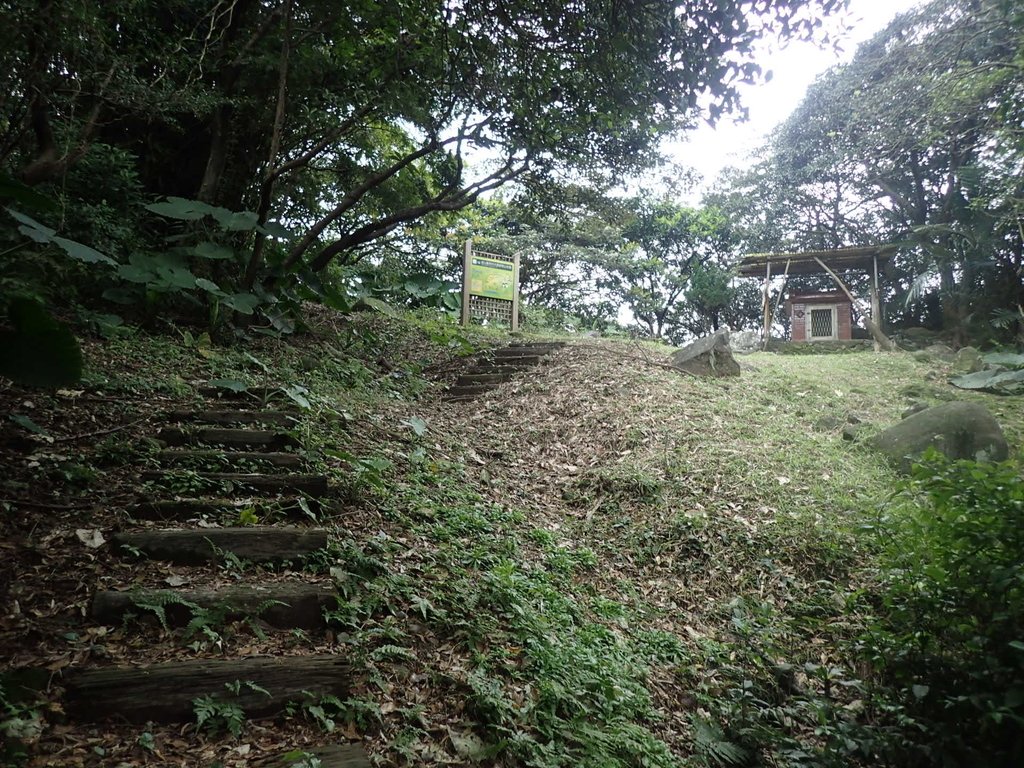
[863,450,1024,765]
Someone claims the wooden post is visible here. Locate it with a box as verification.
[761,259,772,349]
[813,256,895,350]
[771,258,792,325]
[461,239,472,327]
[511,251,521,332]
[870,253,881,351]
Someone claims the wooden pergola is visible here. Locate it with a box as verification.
[737,245,898,350]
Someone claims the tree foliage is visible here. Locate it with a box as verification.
[0,0,842,282]
[717,0,1024,340]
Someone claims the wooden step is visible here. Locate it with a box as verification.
[92,583,336,629]
[197,385,291,402]
[467,362,535,374]
[165,409,296,427]
[445,384,493,398]
[157,427,299,450]
[64,654,351,724]
[485,353,541,364]
[111,527,329,565]
[128,497,322,522]
[158,449,304,469]
[266,745,371,768]
[141,471,329,496]
[455,373,515,386]
[497,343,564,354]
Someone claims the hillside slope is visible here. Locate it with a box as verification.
[2,315,1020,767]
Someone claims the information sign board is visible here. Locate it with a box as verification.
[468,256,515,301]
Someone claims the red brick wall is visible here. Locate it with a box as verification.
[792,304,807,340]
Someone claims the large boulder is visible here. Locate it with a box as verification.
[730,330,761,355]
[669,329,740,377]
[952,346,984,374]
[869,401,1009,473]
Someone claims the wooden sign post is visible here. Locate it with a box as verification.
[461,239,520,331]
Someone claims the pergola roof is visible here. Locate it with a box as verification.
[736,245,897,278]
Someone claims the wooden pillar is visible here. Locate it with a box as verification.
[511,251,521,332]
[869,254,881,352]
[461,239,472,327]
[761,259,772,349]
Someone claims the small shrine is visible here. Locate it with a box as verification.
[737,245,898,350]
[787,292,853,341]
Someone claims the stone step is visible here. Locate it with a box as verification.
[141,471,329,496]
[111,527,329,565]
[165,409,296,427]
[157,427,299,450]
[157,449,305,470]
[92,583,336,629]
[455,373,515,386]
[127,496,322,522]
[266,745,371,768]
[64,654,350,724]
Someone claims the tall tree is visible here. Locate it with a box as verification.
[0,0,845,289]
[743,0,1024,335]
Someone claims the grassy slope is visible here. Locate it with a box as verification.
[3,312,1021,767]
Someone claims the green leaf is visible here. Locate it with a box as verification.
[53,236,116,266]
[402,416,428,436]
[281,384,311,409]
[154,262,198,290]
[258,220,292,239]
[195,278,225,296]
[193,242,236,260]
[211,208,260,231]
[222,292,261,314]
[9,413,49,435]
[950,368,1024,394]
[982,352,1024,369]
[207,378,248,393]
[7,207,56,243]
[353,296,397,316]
[0,298,82,387]
[912,684,930,699]
[145,197,216,220]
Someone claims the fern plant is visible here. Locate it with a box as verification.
[693,715,748,767]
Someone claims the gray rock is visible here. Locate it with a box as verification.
[924,343,956,361]
[952,346,984,374]
[843,424,870,442]
[869,402,1009,473]
[814,415,842,432]
[669,329,740,378]
[729,330,761,355]
[902,402,929,419]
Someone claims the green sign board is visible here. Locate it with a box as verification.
[468,256,515,301]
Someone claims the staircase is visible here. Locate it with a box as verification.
[60,386,370,766]
[446,341,566,401]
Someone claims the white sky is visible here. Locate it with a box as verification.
[668,0,924,193]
